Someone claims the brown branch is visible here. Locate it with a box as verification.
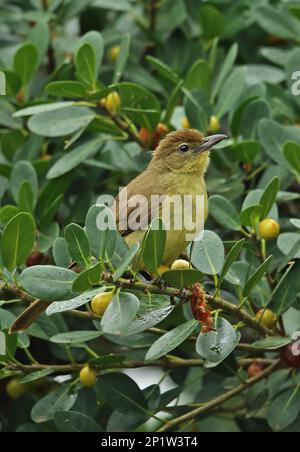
[3,271,273,338]
[101,273,273,336]
[157,359,281,432]
[6,357,277,375]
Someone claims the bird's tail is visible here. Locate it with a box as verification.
[9,301,51,334]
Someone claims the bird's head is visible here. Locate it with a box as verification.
[151,129,227,174]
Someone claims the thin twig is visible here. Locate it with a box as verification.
[157,360,281,432]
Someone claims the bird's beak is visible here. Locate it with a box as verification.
[196,134,228,153]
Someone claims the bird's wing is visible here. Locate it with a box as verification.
[113,170,166,237]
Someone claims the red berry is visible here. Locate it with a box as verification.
[26,252,44,267]
[247,362,265,378]
[281,343,300,369]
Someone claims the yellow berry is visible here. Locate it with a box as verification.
[258,219,280,241]
[105,91,121,114]
[108,46,120,62]
[256,309,277,329]
[79,365,97,387]
[171,259,191,270]
[91,291,114,316]
[6,379,28,400]
[157,264,170,275]
[181,117,191,129]
[210,115,220,132]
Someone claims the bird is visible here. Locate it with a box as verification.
[10,129,227,333]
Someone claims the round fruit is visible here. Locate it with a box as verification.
[105,91,121,114]
[255,309,277,329]
[79,365,97,387]
[6,379,28,400]
[91,291,114,316]
[210,115,220,132]
[171,259,191,270]
[108,46,120,62]
[247,362,264,378]
[181,117,191,129]
[26,252,44,267]
[258,219,280,241]
[155,123,169,136]
[157,264,170,275]
[139,127,152,146]
[281,343,300,369]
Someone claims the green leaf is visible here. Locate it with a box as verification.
[50,331,102,344]
[46,288,105,316]
[243,189,278,222]
[209,196,241,231]
[291,219,300,229]
[196,318,239,366]
[47,135,106,179]
[268,390,300,432]
[18,182,34,213]
[96,373,147,414]
[141,219,166,273]
[54,411,102,433]
[219,239,245,287]
[162,269,203,289]
[92,0,131,11]
[20,369,54,384]
[259,177,280,220]
[212,43,238,101]
[1,213,36,271]
[191,231,225,275]
[53,238,72,268]
[72,263,102,293]
[145,320,198,362]
[13,43,39,86]
[46,81,87,99]
[101,292,139,336]
[240,205,263,228]
[185,60,211,92]
[19,266,77,301]
[258,119,300,169]
[0,71,5,96]
[37,223,60,253]
[77,31,104,76]
[253,6,300,40]
[75,43,97,87]
[271,262,300,315]
[123,306,174,337]
[119,83,161,131]
[65,223,91,269]
[85,204,117,262]
[252,337,291,350]
[278,234,300,259]
[10,161,38,207]
[243,256,273,298]
[113,243,139,281]
[28,106,95,138]
[215,68,247,119]
[146,56,180,84]
[283,142,300,174]
[14,102,74,117]
[231,141,261,164]
[31,387,77,424]
[199,5,224,39]
[113,34,130,84]
[163,79,184,124]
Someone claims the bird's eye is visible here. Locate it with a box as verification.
[179,144,189,153]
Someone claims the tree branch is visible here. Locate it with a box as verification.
[157,359,281,432]
[101,273,272,336]
[6,357,277,375]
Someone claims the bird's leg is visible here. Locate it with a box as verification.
[150,276,169,290]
